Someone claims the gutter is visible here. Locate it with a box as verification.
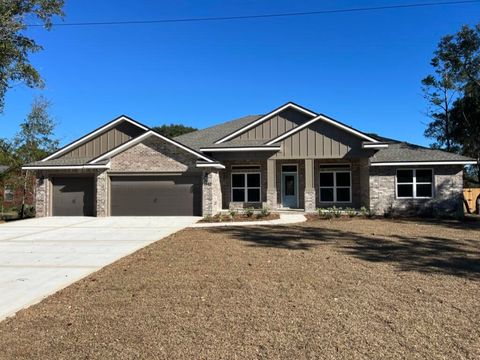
[22,162,111,170]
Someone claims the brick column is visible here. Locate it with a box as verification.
[34,172,49,217]
[266,159,277,209]
[304,159,316,212]
[202,170,222,216]
[96,170,108,217]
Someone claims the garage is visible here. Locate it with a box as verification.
[110,175,202,216]
[52,177,95,216]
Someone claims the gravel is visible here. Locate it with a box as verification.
[0,218,479,359]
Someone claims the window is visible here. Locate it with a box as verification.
[231,165,261,171]
[282,165,297,172]
[231,173,261,202]
[396,169,433,198]
[319,171,351,203]
[3,184,14,202]
[319,164,351,170]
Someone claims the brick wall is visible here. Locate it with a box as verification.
[369,165,464,216]
[109,137,198,172]
[219,159,268,209]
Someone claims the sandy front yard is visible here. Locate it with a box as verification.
[0,217,479,359]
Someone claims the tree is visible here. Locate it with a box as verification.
[0,0,64,112]
[152,124,197,138]
[423,23,480,180]
[1,96,58,217]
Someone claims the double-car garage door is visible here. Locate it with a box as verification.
[110,175,202,216]
[51,175,202,216]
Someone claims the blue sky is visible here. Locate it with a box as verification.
[1,0,479,147]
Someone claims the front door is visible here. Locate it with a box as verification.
[281,170,298,208]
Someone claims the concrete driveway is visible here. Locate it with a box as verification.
[0,216,199,320]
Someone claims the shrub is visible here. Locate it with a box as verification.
[317,208,333,219]
[229,209,238,218]
[260,207,270,217]
[244,207,254,217]
[345,207,356,217]
[18,205,35,219]
[332,206,342,218]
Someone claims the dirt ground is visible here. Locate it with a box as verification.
[0,217,479,359]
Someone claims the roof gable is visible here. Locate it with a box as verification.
[88,130,215,164]
[214,102,317,144]
[42,115,148,161]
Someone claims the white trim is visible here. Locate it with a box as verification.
[231,171,262,203]
[22,163,111,170]
[89,130,214,164]
[319,170,352,204]
[281,164,299,208]
[196,163,225,169]
[215,103,318,144]
[266,114,379,145]
[371,160,477,166]
[200,146,281,152]
[396,168,434,199]
[42,116,149,161]
[363,143,389,149]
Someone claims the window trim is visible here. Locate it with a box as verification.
[396,168,434,199]
[319,170,352,203]
[231,172,261,203]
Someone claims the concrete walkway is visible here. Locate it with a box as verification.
[0,216,198,321]
[190,213,307,228]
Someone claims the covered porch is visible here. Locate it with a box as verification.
[217,157,370,212]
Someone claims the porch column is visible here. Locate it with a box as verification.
[202,170,222,216]
[266,159,277,209]
[96,170,108,217]
[304,159,316,212]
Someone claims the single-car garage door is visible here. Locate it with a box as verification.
[52,177,95,216]
[110,175,202,216]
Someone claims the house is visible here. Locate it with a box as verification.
[23,102,477,217]
[0,165,35,213]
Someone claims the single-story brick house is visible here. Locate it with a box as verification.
[23,102,477,217]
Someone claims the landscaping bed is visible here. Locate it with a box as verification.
[0,218,478,359]
[199,212,280,223]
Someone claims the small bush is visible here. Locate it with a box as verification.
[345,207,356,217]
[244,207,254,217]
[317,208,333,219]
[229,209,238,218]
[260,207,270,217]
[18,205,35,219]
[332,206,342,218]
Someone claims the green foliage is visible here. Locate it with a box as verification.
[228,209,237,218]
[360,207,376,219]
[152,124,197,138]
[244,207,254,217]
[345,207,356,217]
[423,23,480,181]
[332,206,342,218]
[259,207,270,217]
[0,0,64,112]
[0,96,58,217]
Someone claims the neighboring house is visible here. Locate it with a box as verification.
[23,102,477,217]
[0,165,34,211]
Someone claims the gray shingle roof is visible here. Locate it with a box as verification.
[25,158,110,166]
[174,115,262,150]
[370,142,475,163]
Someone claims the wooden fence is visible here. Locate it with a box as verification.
[464,188,480,213]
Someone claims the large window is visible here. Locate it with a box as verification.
[396,169,433,198]
[231,172,261,202]
[3,184,13,202]
[319,171,351,203]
